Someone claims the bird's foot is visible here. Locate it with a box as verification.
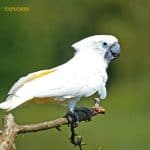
[65,107,92,127]
[74,107,92,122]
[65,111,80,128]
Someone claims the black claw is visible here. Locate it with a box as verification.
[74,107,92,121]
[65,111,79,127]
[65,107,92,125]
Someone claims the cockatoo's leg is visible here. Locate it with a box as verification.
[65,100,79,127]
[68,99,77,113]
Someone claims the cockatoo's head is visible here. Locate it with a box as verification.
[72,35,120,62]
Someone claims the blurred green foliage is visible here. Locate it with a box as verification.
[0,0,150,150]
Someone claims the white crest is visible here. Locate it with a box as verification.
[72,35,118,51]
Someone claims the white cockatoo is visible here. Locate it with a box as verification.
[0,35,120,118]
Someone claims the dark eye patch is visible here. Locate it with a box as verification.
[103,42,107,46]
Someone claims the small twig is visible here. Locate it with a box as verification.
[18,117,68,134]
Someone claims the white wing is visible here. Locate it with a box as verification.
[8,68,57,95]
[9,62,84,100]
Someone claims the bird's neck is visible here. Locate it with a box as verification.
[72,49,108,72]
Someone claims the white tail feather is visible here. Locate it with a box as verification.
[0,96,29,111]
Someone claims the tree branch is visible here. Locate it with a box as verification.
[18,106,105,134]
[0,105,105,150]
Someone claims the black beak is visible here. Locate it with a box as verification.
[109,42,120,58]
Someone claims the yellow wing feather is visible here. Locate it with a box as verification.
[27,69,56,82]
[8,68,57,95]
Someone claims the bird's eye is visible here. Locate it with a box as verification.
[102,42,108,48]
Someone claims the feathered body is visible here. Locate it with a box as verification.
[0,35,120,111]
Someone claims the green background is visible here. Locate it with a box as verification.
[0,0,150,149]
